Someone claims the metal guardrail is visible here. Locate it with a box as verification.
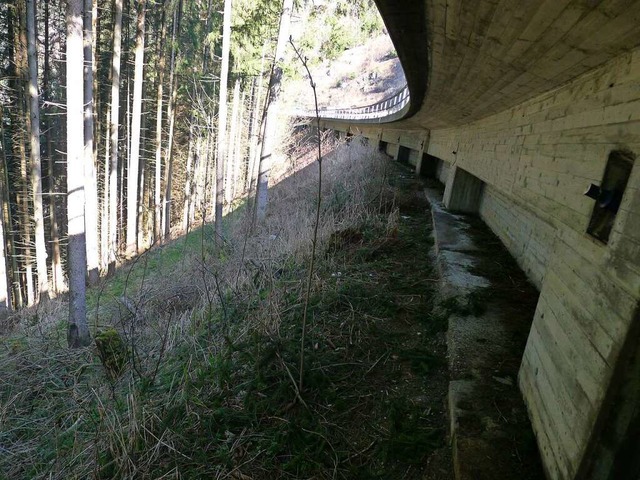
[291,83,410,123]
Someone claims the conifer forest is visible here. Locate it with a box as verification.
[0,0,383,335]
[0,2,457,479]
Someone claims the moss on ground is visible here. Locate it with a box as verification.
[94,328,128,379]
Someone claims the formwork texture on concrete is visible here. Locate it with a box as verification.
[425,184,545,480]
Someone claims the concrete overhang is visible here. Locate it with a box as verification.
[370,0,640,131]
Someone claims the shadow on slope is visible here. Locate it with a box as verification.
[0,138,451,479]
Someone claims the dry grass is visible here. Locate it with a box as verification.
[0,131,399,479]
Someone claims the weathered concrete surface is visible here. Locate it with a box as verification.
[581,306,640,479]
[373,0,640,130]
[426,185,544,480]
[318,44,640,480]
[425,50,640,479]
[312,3,640,478]
[442,167,485,214]
[428,191,488,297]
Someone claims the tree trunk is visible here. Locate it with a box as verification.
[255,0,293,222]
[215,0,232,241]
[0,197,10,312]
[101,101,111,270]
[202,0,213,73]
[66,0,90,348]
[162,1,181,240]
[154,1,168,244]
[139,61,150,251]
[247,42,266,197]
[7,2,22,307]
[48,145,64,292]
[226,78,240,205]
[205,123,215,217]
[13,0,35,306]
[162,76,177,239]
[1,146,21,308]
[42,0,64,294]
[26,0,50,300]
[235,88,246,199]
[0,109,13,311]
[245,76,257,194]
[194,127,210,220]
[101,5,112,273]
[182,123,194,232]
[137,144,146,249]
[108,0,123,273]
[191,135,202,220]
[126,0,146,257]
[92,0,99,161]
[84,0,99,284]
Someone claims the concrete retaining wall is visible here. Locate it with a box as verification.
[426,47,640,479]
[479,187,554,290]
[385,142,399,159]
[317,43,640,480]
[436,159,450,185]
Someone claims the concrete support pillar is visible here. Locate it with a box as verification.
[397,145,411,164]
[419,154,439,178]
[415,132,431,176]
[386,142,400,159]
[443,166,485,214]
[389,134,402,160]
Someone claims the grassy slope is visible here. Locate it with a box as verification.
[0,141,449,479]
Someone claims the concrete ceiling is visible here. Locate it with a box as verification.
[374,0,640,130]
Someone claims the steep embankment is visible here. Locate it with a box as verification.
[0,139,451,479]
[286,34,405,111]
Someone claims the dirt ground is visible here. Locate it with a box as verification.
[303,162,453,478]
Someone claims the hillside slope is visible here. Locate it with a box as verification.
[0,139,451,479]
[286,34,405,111]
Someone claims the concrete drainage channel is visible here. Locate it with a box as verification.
[424,183,545,480]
